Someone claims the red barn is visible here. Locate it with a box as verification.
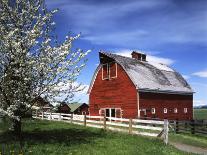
[88,51,193,120]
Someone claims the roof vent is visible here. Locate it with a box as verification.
[131,51,146,61]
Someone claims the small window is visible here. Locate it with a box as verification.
[151,108,155,114]
[184,108,187,113]
[102,64,109,80]
[164,108,167,114]
[109,62,117,78]
[94,104,98,110]
[174,108,178,113]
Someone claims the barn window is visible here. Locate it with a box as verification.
[102,63,109,80]
[164,108,167,114]
[109,62,117,78]
[102,62,117,80]
[151,108,155,114]
[174,108,178,113]
[94,104,98,110]
[184,108,188,113]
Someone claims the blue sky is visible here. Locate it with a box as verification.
[46,0,207,106]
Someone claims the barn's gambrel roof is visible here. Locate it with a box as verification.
[88,52,193,95]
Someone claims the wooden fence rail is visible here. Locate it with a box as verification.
[32,111,169,144]
[169,120,207,136]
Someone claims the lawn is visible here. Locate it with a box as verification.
[193,108,207,120]
[0,118,191,155]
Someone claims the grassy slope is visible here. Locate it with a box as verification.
[0,119,190,155]
[193,109,207,120]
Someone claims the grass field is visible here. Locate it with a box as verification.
[193,108,207,120]
[0,118,192,155]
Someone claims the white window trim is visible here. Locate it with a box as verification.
[151,108,155,114]
[102,63,109,80]
[174,108,178,113]
[164,108,167,114]
[184,108,188,113]
[100,108,122,122]
[109,62,117,79]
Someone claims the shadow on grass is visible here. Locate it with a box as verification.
[0,126,106,147]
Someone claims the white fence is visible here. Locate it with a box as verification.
[33,111,169,144]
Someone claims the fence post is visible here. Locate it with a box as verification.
[70,113,73,123]
[175,120,179,134]
[84,114,86,127]
[42,111,44,120]
[191,120,195,134]
[59,113,61,121]
[129,118,132,134]
[164,119,169,145]
[36,110,38,118]
[49,112,52,120]
[103,116,106,130]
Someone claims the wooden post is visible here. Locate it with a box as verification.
[84,114,86,127]
[70,113,73,123]
[164,119,169,145]
[49,112,52,120]
[59,113,61,121]
[175,120,179,134]
[103,116,106,130]
[191,120,195,134]
[36,110,38,118]
[129,118,133,134]
[42,111,44,120]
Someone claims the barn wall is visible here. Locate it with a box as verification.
[89,63,138,118]
[74,104,89,115]
[58,104,70,114]
[139,92,193,120]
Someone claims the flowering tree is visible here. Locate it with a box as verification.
[0,0,89,135]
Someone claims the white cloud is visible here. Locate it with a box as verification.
[193,70,207,78]
[193,100,206,106]
[115,49,174,65]
[182,75,190,80]
[48,81,89,103]
[47,0,207,47]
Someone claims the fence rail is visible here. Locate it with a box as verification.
[33,111,169,144]
[169,120,207,136]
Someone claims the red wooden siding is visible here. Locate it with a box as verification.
[74,104,89,115]
[89,63,138,118]
[89,57,193,120]
[58,104,71,113]
[139,92,193,120]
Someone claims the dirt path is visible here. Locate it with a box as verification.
[170,142,207,155]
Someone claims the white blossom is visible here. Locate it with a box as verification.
[0,0,90,121]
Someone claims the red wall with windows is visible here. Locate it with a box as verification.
[89,63,138,118]
[139,92,193,120]
[89,62,193,120]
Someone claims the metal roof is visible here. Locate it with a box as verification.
[67,103,86,112]
[88,52,193,94]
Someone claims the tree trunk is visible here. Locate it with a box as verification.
[10,118,21,137]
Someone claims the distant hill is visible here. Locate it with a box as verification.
[194,105,207,109]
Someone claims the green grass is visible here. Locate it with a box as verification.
[193,108,207,120]
[169,133,207,149]
[0,118,191,155]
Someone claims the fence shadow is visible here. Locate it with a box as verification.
[0,124,106,147]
